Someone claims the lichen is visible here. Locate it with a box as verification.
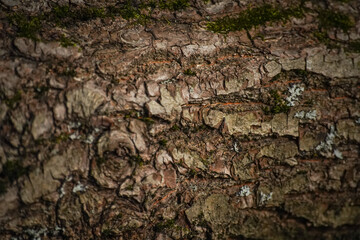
[259,191,273,205]
[236,185,251,197]
[333,149,343,159]
[316,126,337,153]
[286,84,304,107]
[72,182,87,193]
[294,110,317,120]
[24,228,48,240]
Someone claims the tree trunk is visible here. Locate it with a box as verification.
[0,0,359,239]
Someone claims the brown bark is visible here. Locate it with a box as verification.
[0,0,359,239]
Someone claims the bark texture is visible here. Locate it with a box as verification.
[0,0,360,239]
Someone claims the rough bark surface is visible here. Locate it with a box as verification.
[0,0,360,239]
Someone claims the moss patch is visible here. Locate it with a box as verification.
[318,10,354,33]
[59,35,77,47]
[154,219,176,232]
[206,4,304,34]
[0,180,7,196]
[346,40,360,53]
[1,90,22,109]
[51,5,106,26]
[1,160,27,183]
[8,13,42,40]
[158,0,190,11]
[263,90,290,115]
[184,69,196,76]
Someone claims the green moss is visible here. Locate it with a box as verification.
[154,219,176,232]
[159,139,167,147]
[183,69,196,76]
[318,10,354,33]
[0,180,7,196]
[189,168,197,178]
[60,35,76,47]
[59,67,77,77]
[125,185,134,191]
[34,85,50,99]
[158,0,190,11]
[8,13,42,40]
[101,229,117,239]
[304,99,314,106]
[51,5,106,26]
[107,3,148,24]
[76,7,106,21]
[96,157,106,167]
[313,31,336,47]
[335,0,351,3]
[1,160,27,183]
[200,158,210,167]
[346,40,360,53]
[207,4,304,34]
[140,117,155,125]
[170,124,180,131]
[131,155,144,167]
[313,31,340,49]
[3,90,22,109]
[293,69,308,78]
[263,90,290,115]
[54,133,69,143]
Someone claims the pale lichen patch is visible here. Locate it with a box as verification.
[72,182,87,193]
[259,191,273,205]
[295,110,317,120]
[286,84,304,107]
[236,185,251,197]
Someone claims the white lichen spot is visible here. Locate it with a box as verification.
[24,228,47,240]
[259,191,273,205]
[69,132,81,140]
[286,84,304,106]
[356,118,360,124]
[236,185,251,197]
[233,142,240,153]
[295,110,317,120]
[334,149,343,159]
[85,135,94,144]
[315,126,337,152]
[59,186,65,198]
[68,121,81,131]
[53,225,64,236]
[160,79,176,85]
[189,184,198,191]
[72,182,87,193]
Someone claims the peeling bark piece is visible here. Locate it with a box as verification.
[20,145,88,204]
[31,109,53,140]
[66,86,106,118]
[225,112,261,135]
[14,38,82,61]
[257,141,298,162]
